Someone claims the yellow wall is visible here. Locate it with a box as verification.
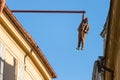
[0,24,45,80]
[0,8,54,80]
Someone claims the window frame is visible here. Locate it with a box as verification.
[0,42,4,80]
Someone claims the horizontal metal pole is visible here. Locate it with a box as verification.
[11,10,86,14]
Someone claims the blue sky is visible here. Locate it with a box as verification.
[7,0,110,80]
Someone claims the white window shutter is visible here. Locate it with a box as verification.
[18,62,24,80]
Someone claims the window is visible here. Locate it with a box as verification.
[0,42,4,80]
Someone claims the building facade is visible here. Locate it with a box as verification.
[100,0,120,80]
[92,57,104,80]
[0,5,57,80]
[92,0,120,80]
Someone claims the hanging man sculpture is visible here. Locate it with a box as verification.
[0,0,6,15]
[76,13,89,50]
